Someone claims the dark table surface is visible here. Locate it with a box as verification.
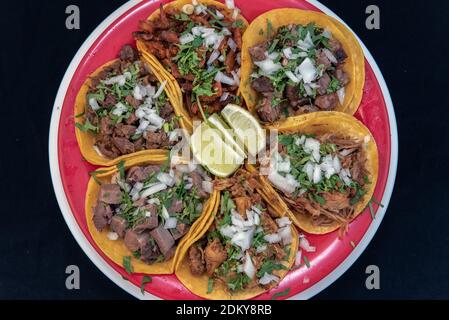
[1,0,448,299]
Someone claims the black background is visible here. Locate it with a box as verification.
[0,0,448,299]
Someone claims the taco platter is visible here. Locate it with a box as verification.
[240,8,365,123]
[55,0,394,300]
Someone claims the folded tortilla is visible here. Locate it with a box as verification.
[260,111,378,234]
[74,58,182,166]
[175,170,298,299]
[135,0,249,130]
[85,154,219,274]
[240,8,365,120]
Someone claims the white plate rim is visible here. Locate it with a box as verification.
[48,0,398,300]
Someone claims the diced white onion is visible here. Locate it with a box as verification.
[243,252,255,279]
[259,272,280,285]
[207,50,220,65]
[297,58,317,84]
[202,180,213,194]
[276,217,292,228]
[225,0,235,9]
[256,245,267,254]
[231,228,255,251]
[285,70,300,83]
[278,226,293,245]
[299,235,316,252]
[147,198,160,205]
[157,172,175,187]
[231,71,240,86]
[268,171,297,194]
[220,225,237,238]
[264,233,282,244]
[232,8,239,20]
[88,97,100,111]
[215,9,224,19]
[312,164,322,184]
[295,249,302,266]
[107,232,119,241]
[140,183,167,199]
[254,59,282,75]
[337,87,345,105]
[220,92,230,102]
[111,102,128,116]
[227,38,237,52]
[153,80,167,99]
[164,217,178,229]
[214,71,236,86]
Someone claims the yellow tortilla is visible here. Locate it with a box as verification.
[85,154,219,274]
[175,172,299,299]
[258,111,378,234]
[240,8,365,121]
[136,0,249,131]
[74,58,181,166]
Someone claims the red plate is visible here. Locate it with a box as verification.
[49,0,397,299]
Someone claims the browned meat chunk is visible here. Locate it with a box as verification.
[322,192,350,211]
[170,223,190,241]
[285,84,308,107]
[114,123,136,139]
[257,93,280,123]
[317,73,331,95]
[140,242,161,264]
[150,226,175,257]
[160,30,179,43]
[261,212,278,234]
[92,201,112,231]
[119,44,138,62]
[159,102,174,119]
[102,93,117,108]
[334,68,349,86]
[188,246,206,276]
[96,140,120,159]
[110,215,128,238]
[133,205,158,233]
[124,229,150,252]
[98,184,122,204]
[315,93,338,110]
[100,117,113,135]
[316,49,332,69]
[126,165,160,183]
[235,197,251,216]
[125,95,140,107]
[189,171,208,199]
[249,43,267,61]
[112,136,135,154]
[295,105,319,115]
[145,130,169,149]
[204,238,227,276]
[251,77,274,93]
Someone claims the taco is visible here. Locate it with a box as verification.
[75,45,184,166]
[240,8,365,123]
[261,112,378,234]
[85,155,219,274]
[175,169,298,299]
[133,0,248,124]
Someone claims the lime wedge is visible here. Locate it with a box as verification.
[221,104,266,158]
[207,113,246,159]
[190,121,244,178]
